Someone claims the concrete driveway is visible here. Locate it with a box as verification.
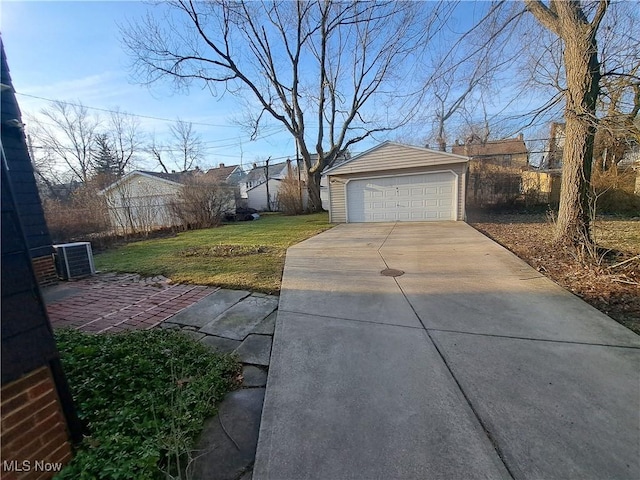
[254,222,640,480]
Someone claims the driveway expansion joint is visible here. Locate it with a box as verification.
[390,260,516,478]
[426,327,640,349]
[277,307,425,331]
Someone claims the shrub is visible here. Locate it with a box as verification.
[44,184,111,243]
[54,329,240,479]
[467,162,522,208]
[276,167,305,215]
[592,166,640,215]
[170,177,235,229]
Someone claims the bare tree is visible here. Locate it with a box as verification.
[28,134,69,199]
[524,0,611,247]
[264,157,271,212]
[147,133,171,173]
[108,109,144,176]
[414,2,528,151]
[29,100,100,184]
[123,1,446,211]
[169,119,204,172]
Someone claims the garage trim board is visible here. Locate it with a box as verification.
[344,170,458,223]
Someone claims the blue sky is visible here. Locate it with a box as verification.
[1,0,301,169]
[1,1,539,170]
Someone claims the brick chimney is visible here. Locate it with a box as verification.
[219,163,225,168]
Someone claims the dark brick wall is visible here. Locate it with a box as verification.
[0,367,72,480]
[31,257,58,287]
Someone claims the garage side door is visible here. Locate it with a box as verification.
[346,172,456,222]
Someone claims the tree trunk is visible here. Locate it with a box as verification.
[306,170,323,213]
[554,25,600,246]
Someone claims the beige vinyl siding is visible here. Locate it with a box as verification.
[328,164,467,223]
[328,177,347,223]
[328,143,467,176]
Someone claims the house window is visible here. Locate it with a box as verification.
[501,155,512,167]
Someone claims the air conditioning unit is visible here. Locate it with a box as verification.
[53,242,95,280]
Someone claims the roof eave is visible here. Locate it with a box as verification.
[99,170,184,194]
[324,141,469,176]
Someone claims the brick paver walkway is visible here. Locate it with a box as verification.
[45,273,218,333]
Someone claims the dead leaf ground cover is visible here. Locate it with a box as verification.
[468,211,639,335]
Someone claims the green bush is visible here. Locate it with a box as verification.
[54,329,240,479]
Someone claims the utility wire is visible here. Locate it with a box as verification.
[16,91,263,129]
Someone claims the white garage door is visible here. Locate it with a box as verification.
[346,172,456,222]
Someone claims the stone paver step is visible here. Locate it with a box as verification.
[200,294,278,340]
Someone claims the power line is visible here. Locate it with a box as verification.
[16,91,252,129]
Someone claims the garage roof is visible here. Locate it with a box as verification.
[324,141,468,176]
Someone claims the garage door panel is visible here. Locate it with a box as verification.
[347,172,456,222]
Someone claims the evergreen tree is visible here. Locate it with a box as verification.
[93,133,120,188]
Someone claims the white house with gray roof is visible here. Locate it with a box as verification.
[244,160,306,211]
[100,166,241,233]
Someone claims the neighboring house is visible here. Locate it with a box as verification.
[245,159,306,211]
[324,141,468,223]
[100,170,188,234]
[1,38,81,474]
[452,134,529,207]
[100,165,239,234]
[36,180,83,202]
[204,163,246,185]
[520,122,565,206]
[521,168,562,206]
[619,145,640,195]
[245,153,350,212]
[537,121,640,201]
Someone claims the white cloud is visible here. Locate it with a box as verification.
[20,71,137,107]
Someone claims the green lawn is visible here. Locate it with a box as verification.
[95,212,332,293]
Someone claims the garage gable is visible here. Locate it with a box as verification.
[325,141,468,176]
[325,142,468,223]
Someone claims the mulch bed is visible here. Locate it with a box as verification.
[468,212,639,335]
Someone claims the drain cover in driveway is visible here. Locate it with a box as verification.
[380,268,404,277]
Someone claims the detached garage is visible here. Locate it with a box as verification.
[324,142,468,223]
